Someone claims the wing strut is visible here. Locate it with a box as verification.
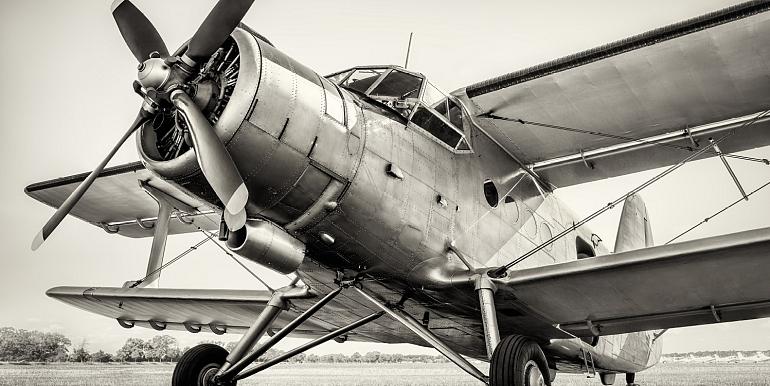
[709,138,749,200]
[131,181,199,287]
[490,110,770,278]
[353,286,489,384]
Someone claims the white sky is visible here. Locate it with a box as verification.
[1,0,769,356]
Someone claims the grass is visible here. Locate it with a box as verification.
[0,362,768,385]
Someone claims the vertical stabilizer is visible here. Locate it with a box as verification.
[614,194,654,253]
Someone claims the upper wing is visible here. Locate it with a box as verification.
[493,227,770,337]
[25,162,219,238]
[456,1,770,188]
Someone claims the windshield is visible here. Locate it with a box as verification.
[327,66,470,152]
[369,70,423,99]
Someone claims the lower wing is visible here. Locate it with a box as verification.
[494,227,770,337]
[47,286,333,337]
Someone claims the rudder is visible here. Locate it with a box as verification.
[614,194,654,253]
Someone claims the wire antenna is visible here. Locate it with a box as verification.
[404,32,414,69]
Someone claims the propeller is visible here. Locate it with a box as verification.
[111,0,169,62]
[170,90,248,231]
[32,0,256,249]
[31,110,153,250]
[183,0,256,65]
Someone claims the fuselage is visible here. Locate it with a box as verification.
[138,26,661,375]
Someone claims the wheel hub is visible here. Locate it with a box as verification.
[199,364,221,386]
[524,360,545,386]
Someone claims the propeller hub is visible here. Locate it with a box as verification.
[137,57,171,90]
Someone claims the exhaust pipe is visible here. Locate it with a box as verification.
[226,220,306,274]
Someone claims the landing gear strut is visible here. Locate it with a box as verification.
[172,281,383,386]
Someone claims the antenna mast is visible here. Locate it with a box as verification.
[404,32,414,69]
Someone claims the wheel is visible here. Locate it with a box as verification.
[490,335,551,386]
[172,343,236,386]
[600,372,616,385]
[626,373,639,386]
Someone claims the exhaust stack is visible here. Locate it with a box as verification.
[226,220,306,274]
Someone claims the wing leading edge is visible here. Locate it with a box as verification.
[492,227,770,337]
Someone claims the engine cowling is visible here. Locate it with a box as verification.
[136,26,359,228]
[226,220,306,274]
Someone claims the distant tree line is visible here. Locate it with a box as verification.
[665,350,770,357]
[0,327,70,362]
[0,327,447,364]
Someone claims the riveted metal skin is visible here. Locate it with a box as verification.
[132,25,659,375]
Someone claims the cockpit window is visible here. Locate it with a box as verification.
[327,66,471,153]
[434,98,464,128]
[342,69,387,93]
[327,70,353,84]
[422,82,447,108]
[411,106,463,149]
[370,70,423,99]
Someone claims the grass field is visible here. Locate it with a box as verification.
[0,362,769,385]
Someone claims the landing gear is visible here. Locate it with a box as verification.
[172,344,235,386]
[600,372,616,385]
[179,283,383,385]
[626,373,639,386]
[490,335,551,386]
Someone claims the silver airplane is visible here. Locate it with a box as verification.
[26,1,770,385]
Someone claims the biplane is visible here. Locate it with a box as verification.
[26,0,770,385]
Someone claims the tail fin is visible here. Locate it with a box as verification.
[614,194,654,253]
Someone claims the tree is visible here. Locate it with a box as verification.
[198,340,226,348]
[305,353,320,363]
[147,335,179,362]
[70,340,91,362]
[91,350,113,363]
[116,338,147,362]
[363,351,381,363]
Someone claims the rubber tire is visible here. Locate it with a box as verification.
[490,335,551,386]
[172,343,235,386]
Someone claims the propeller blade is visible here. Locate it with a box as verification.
[170,90,248,231]
[111,0,169,62]
[32,111,152,250]
[184,0,255,64]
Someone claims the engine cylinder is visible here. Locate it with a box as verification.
[226,220,306,274]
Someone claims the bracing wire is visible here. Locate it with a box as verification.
[665,179,770,245]
[129,231,212,288]
[199,228,275,292]
[490,108,770,277]
[481,113,770,165]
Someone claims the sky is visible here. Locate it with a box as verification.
[1,0,769,356]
